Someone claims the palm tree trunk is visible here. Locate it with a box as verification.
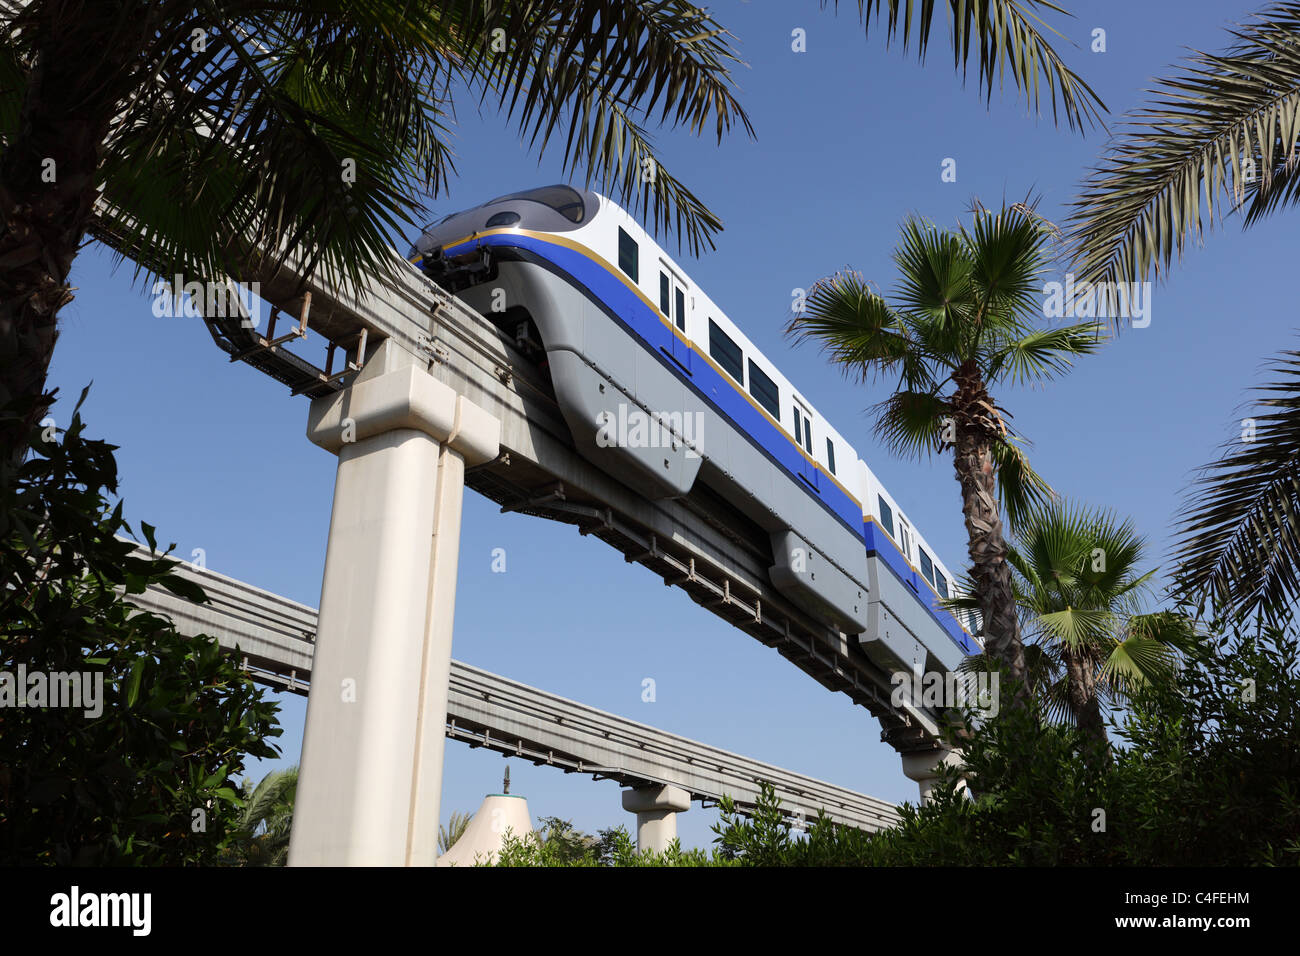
[1064,650,1111,759]
[0,2,147,460]
[951,361,1028,704]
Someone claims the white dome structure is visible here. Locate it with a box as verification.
[435,793,534,867]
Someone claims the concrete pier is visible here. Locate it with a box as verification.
[288,342,499,866]
[900,748,966,804]
[622,784,691,853]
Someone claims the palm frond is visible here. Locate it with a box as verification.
[989,433,1055,531]
[829,0,1106,131]
[1126,609,1204,655]
[1172,345,1300,623]
[235,765,298,866]
[787,270,920,382]
[870,389,953,460]
[1068,3,1300,295]
[439,810,474,854]
[1034,606,1117,653]
[892,215,976,332]
[521,83,726,258]
[959,201,1061,337]
[1029,674,1078,726]
[1005,543,1050,602]
[460,0,753,255]
[1071,508,1148,599]
[90,1,463,292]
[959,644,1070,721]
[984,322,1106,386]
[1100,630,1179,695]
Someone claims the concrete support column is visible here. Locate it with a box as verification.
[900,748,966,804]
[288,342,499,866]
[622,784,691,853]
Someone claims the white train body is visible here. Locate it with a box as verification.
[410,186,981,676]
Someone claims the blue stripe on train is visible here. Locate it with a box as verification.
[445,233,870,536]
[442,232,976,655]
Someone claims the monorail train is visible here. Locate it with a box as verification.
[407,185,981,677]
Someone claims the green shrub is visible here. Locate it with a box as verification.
[491,620,1299,866]
[0,391,281,864]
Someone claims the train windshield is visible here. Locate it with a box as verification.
[486,185,586,223]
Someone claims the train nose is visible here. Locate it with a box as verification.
[410,210,472,263]
[408,232,445,266]
[411,233,490,290]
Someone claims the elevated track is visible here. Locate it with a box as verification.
[130,553,901,832]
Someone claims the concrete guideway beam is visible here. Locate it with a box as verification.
[622,784,691,853]
[125,546,903,834]
[289,342,500,866]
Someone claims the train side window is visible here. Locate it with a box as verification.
[919,548,935,587]
[748,360,780,418]
[660,272,671,316]
[675,287,686,332]
[935,572,949,599]
[898,518,912,561]
[878,496,895,537]
[618,228,638,282]
[709,319,744,383]
[826,437,837,475]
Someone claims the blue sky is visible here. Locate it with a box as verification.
[47,0,1290,851]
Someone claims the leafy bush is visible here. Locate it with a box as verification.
[493,820,723,867]
[0,391,281,864]
[718,625,1298,867]
[492,621,1299,867]
[1107,622,1300,865]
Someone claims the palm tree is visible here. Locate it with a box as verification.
[229,765,298,866]
[438,810,474,855]
[788,203,1103,696]
[954,502,1197,752]
[1173,344,1300,624]
[1068,2,1300,295]
[0,0,753,460]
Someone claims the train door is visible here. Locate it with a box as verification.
[659,265,693,372]
[897,517,913,564]
[792,398,819,490]
[897,516,925,595]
